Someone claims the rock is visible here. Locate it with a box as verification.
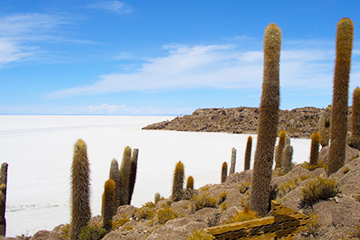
[30,230,62,240]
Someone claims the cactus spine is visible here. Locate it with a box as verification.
[186,176,194,190]
[282,145,293,173]
[128,148,139,205]
[0,163,8,236]
[109,159,121,208]
[172,161,184,202]
[119,146,132,206]
[102,180,115,232]
[221,162,228,183]
[229,148,237,174]
[328,18,354,175]
[244,136,252,170]
[250,23,281,216]
[274,130,287,169]
[350,87,360,150]
[70,140,91,240]
[310,132,321,166]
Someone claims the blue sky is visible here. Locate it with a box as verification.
[0,0,359,115]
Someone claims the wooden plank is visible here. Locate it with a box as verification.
[204,201,310,240]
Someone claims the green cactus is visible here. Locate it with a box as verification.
[350,87,360,150]
[310,132,321,166]
[275,130,287,169]
[250,23,281,217]
[282,145,293,173]
[328,18,354,175]
[244,136,252,171]
[221,162,228,183]
[109,159,121,208]
[102,180,115,232]
[128,148,139,205]
[172,161,184,202]
[0,163,8,236]
[229,148,237,174]
[119,146,132,206]
[70,139,91,240]
[186,176,194,190]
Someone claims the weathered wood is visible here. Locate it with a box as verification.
[205,201,310,239]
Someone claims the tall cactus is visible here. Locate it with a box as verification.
[350,87,360,150]
[102,180,115,232]
[328,18,354,175]
[119,146,132,206]
[229,148,237,174]
[0,163,8,236]
[70,140,91,240]
[310,132,321,166]
[221,162,228,183]
[282,145,293,173]
[172,161,184,202]
[274,130,287,169]
[109,159,121,208]
[250,23,281,216]
[318,110,327,147]
[128,148,139,205]
[244,136,252,170]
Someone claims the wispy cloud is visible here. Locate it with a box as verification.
[46,41,355,100]
[86,103,192,115]
[87,1,132,14]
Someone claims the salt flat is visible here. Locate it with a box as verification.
[0,115,311,237]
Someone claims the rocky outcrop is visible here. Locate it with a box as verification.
[143,106,354,139]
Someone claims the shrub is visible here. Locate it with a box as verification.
[299,176,339,208]
[301,159,327,171]
[134,202,156,220]
[224,206,259,224]
[304,212,321,238]
[111,214,130,230]
[186,229,215,240]
[157,205,179,224]
[78,226,107,240]
[191,192,218,212]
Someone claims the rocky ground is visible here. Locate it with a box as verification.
[143,106,354,139]
[4,145,360,240]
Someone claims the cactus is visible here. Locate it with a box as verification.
[119,146,132,206]
[155,192,161,205]
[0,163,8,236]
[328,18,354,175]
[274,130,287,169]
[186,176,194,190]
[221,162,228,183]
[229,148,237,174]
[250,23,281,217]
[282,145,293,173]
[102,180,115,232]
[244,136,252,171]
[310,132,321,166]
[172,161,184,202]
[350,87,360,150]
[128,148,139,205]
[109,159,121,208]
[70,139,91,240]
[318,110,326,147]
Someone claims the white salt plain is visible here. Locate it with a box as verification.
[0,115,311,237]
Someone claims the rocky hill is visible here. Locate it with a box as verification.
[143,106,354,139]
[7,146,359,240]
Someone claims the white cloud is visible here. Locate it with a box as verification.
[46,41,357,99]
[87,1,132,14]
